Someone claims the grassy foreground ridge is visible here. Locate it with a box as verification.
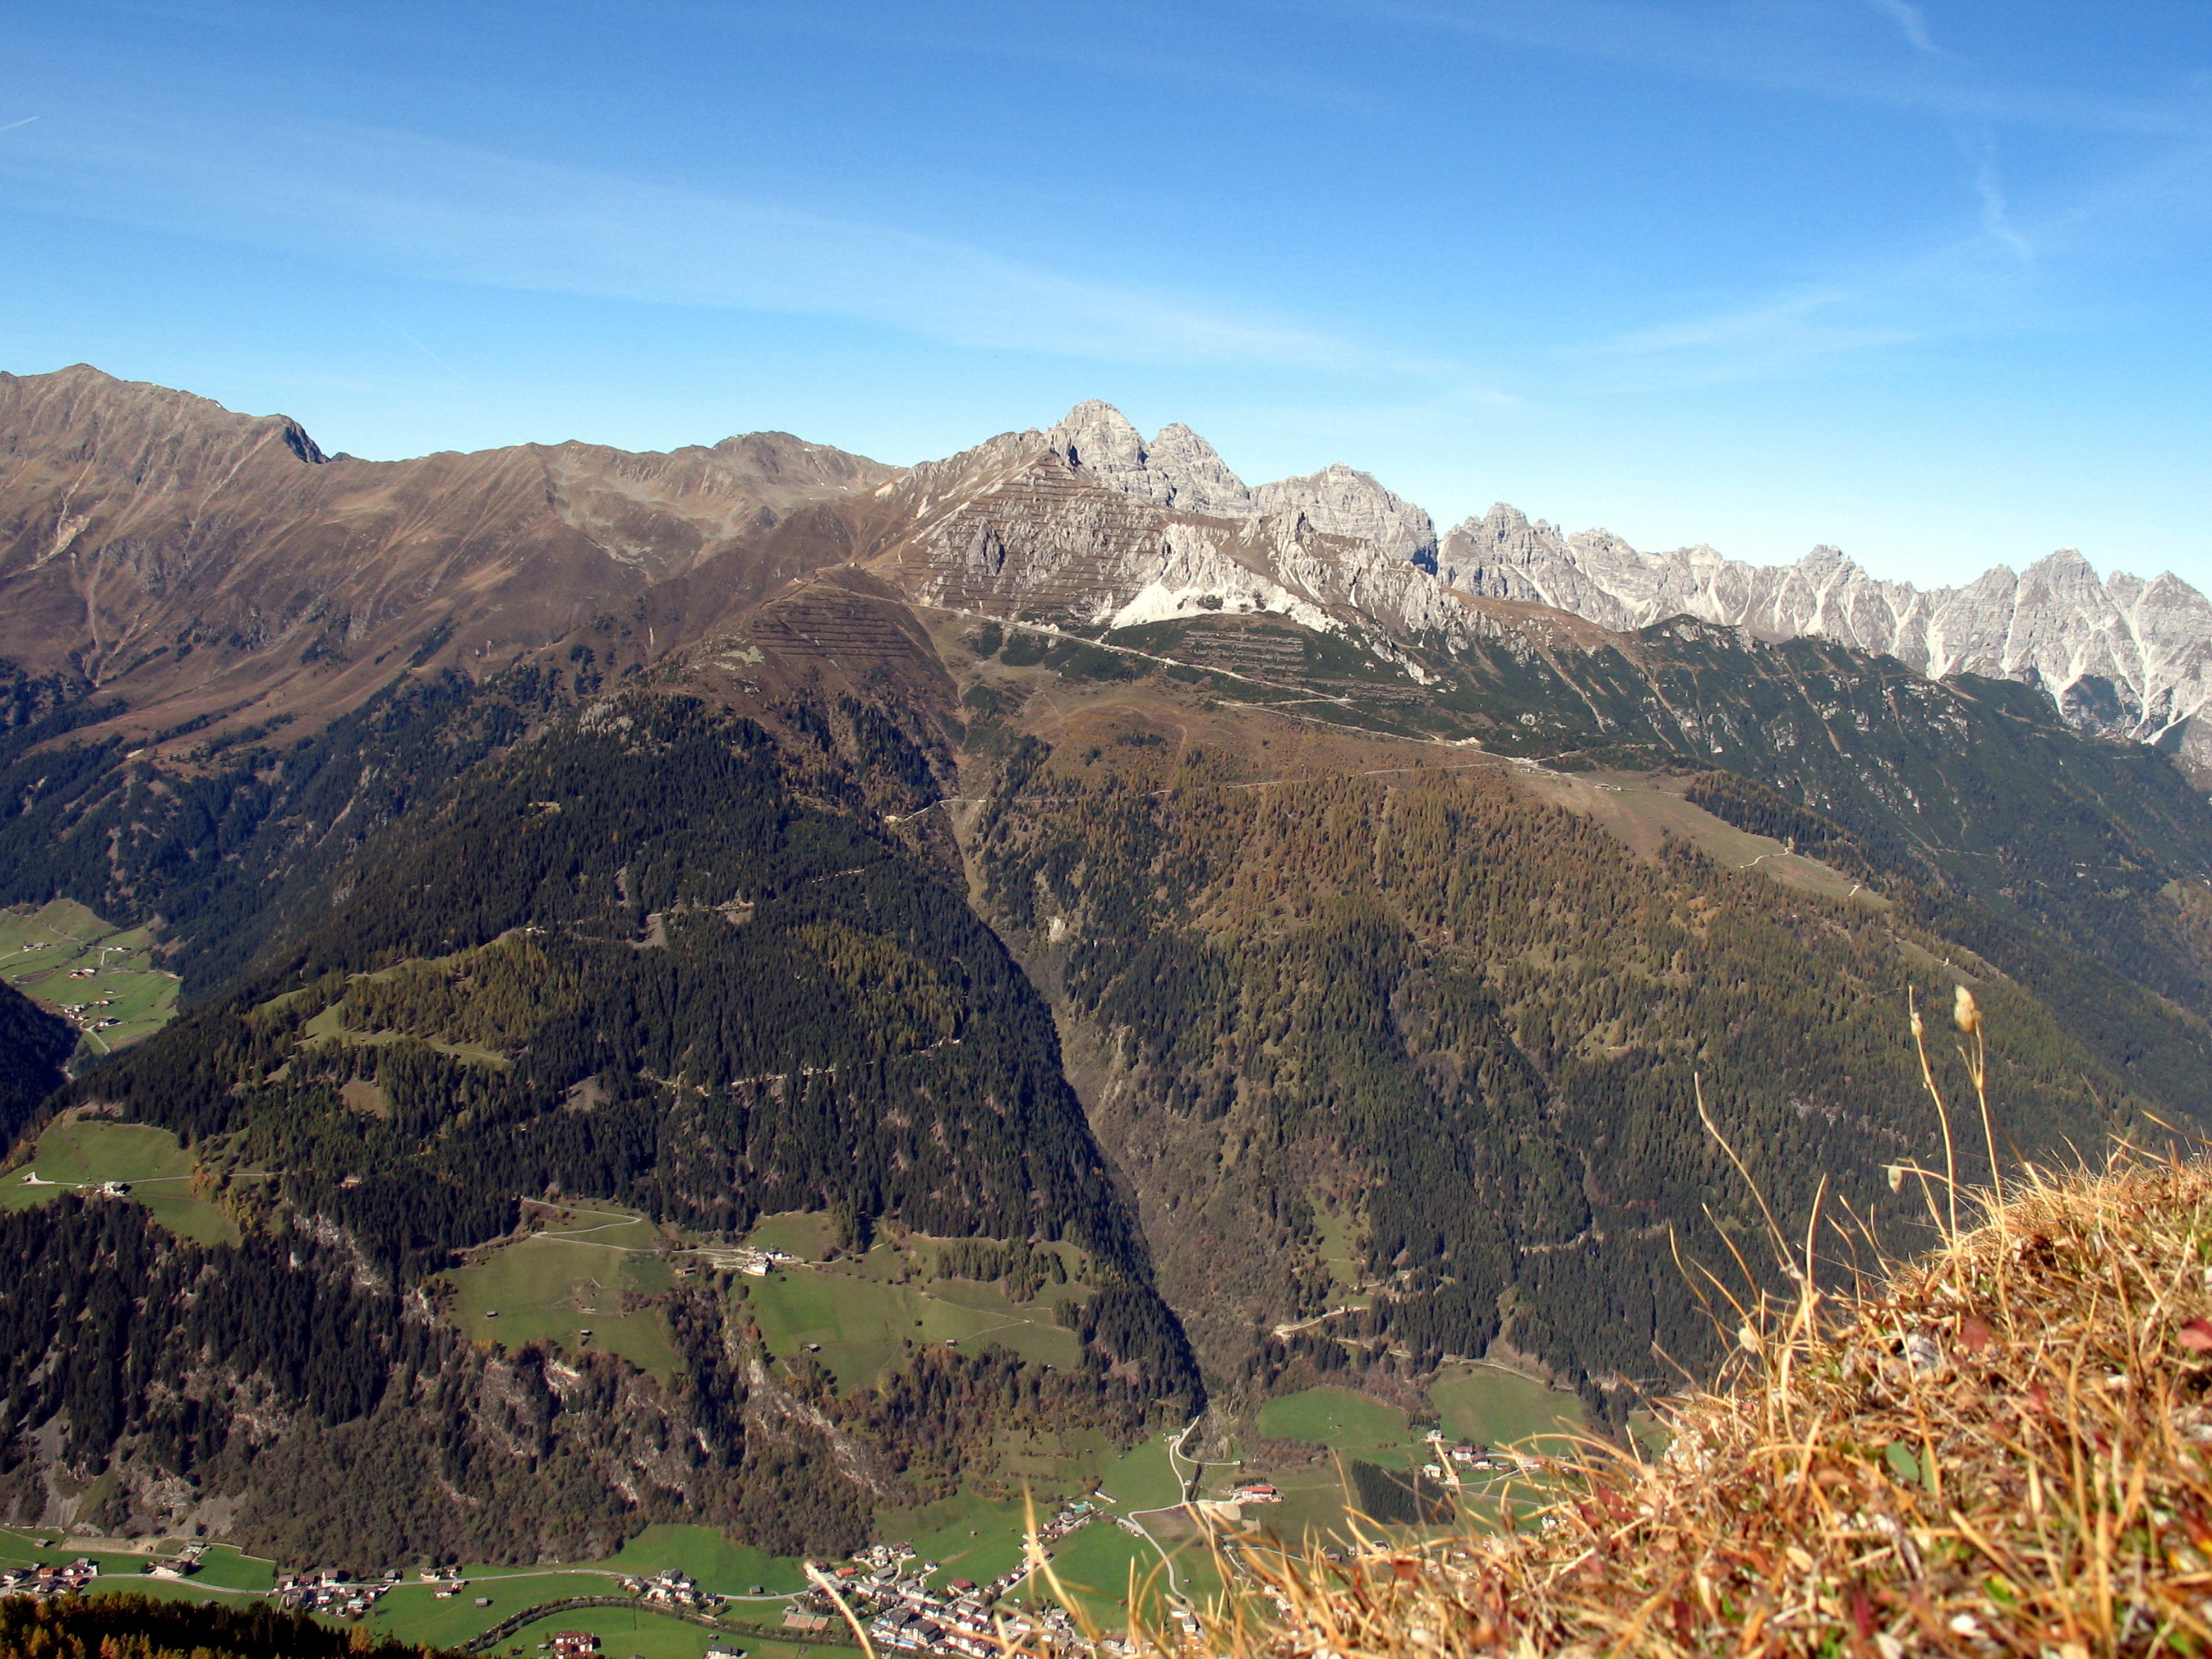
[1213,1155,2212,1657]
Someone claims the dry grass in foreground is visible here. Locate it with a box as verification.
[1206,1157,2212,1657]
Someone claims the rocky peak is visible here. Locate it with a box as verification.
[1047,400,1149,484]
[1041,404,1437,564]
[1045,401,1257,518]
[1433,501,2212,749]
[1252,463,1437,568]
[1144,422,1254,517]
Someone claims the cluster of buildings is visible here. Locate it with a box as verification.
[543,1633,600,1657]
[145,1544,208,1580]
[0,1557,98,1599]
[276,1568,397,1617]
[414,1567,469,1598]
[1431,1443,1545,1478]
[685,1244,802,1277]
[57,998,122,1032]
[789,1504,1107,1659]
[614,1567,723,1610]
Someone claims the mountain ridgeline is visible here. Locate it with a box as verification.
[1,366,2210,1559]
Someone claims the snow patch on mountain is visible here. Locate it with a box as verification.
[1004,402,2212,762]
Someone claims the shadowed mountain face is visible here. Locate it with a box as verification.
[4,370,2212,1555]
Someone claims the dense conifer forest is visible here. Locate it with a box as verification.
[0,1592,447,1659]
[0,689,1195,1563]
[973,730,2202,1413]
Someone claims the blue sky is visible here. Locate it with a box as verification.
[2,1,2208,587]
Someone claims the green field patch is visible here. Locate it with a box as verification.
[0,1530,276,1609]
[1238,1464,1370,1548]
[445,1204,679,1377]
[607,1527,806,1598]
[873,1490,1036,1588]
[1022,1519,1159,1628]
[1429,1366,1583,1454]
[370,1527,808,1652]
[297,1001,510,1068]
[1311,1204,1368,1295]
[0,899,180,1054]
[1097,1435,1183,1511]
[0,1121,239,1246]
[1008,1515,1223,1632]
[493,1606,819,1659]
[739,1254,1082,1388]
[743,1211,834,1259]
[988,1423,1116,1493]
[370,1569,632,1650]
[1254,1387,1412,1465]
[385,1592,817,1659]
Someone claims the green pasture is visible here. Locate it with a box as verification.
[439,1600,818,1659]
[298,999,509,1068]
[445,1205,679,1377]
[739,1254,1082,1387]
[1240,1464,1374,1547]
[0,1520,812,1657]
[1010,1516,1223,1632]
[873,1490,1037,1588]
[0,1529,276,1607]
[1254,1387,1412,1466]
[370,1528,805,1650]
[1311,1205,1367,1294]
[1429,1367,1583,1454]
[743,1211,834,1259]
[370,1570,625,1650]
[0,1121,240,1246]
[0,899,180,1054]
[608,1527,806,1598]
[989,1422,1116,1493]
[1097,1435,1183,1511]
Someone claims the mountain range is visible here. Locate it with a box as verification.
[3,364,2211,1574]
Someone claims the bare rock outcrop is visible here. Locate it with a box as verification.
[1439,506,2212,748]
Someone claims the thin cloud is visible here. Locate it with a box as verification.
[1862,0,1942,59]
[1570,285,1922,391]
[0,117,38,133]
[1966,138,2034,261]
[381,320,462,379]
[1300,0,2212,139]
[0,108,1402,375]
[1559,143,2201,395]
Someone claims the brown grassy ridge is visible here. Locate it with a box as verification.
[1153,990,2212,1659]
[1191,1149,2212,1658]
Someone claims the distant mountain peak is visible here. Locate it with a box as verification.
[1045,400,1254,517]
[1044,405,1436,563]
[1437,510,2212,751]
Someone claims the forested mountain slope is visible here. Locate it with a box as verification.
[0,688,1195,1563]
[0,981,72,1134]
[969,731,2150,1401]
[2,371,2210,1567]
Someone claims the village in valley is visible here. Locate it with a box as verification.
[0,1348,1582,1659]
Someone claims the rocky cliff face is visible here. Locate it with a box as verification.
[903,402,2212,771]
[1040,399,1435,563]
[1437,506,2212,765]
